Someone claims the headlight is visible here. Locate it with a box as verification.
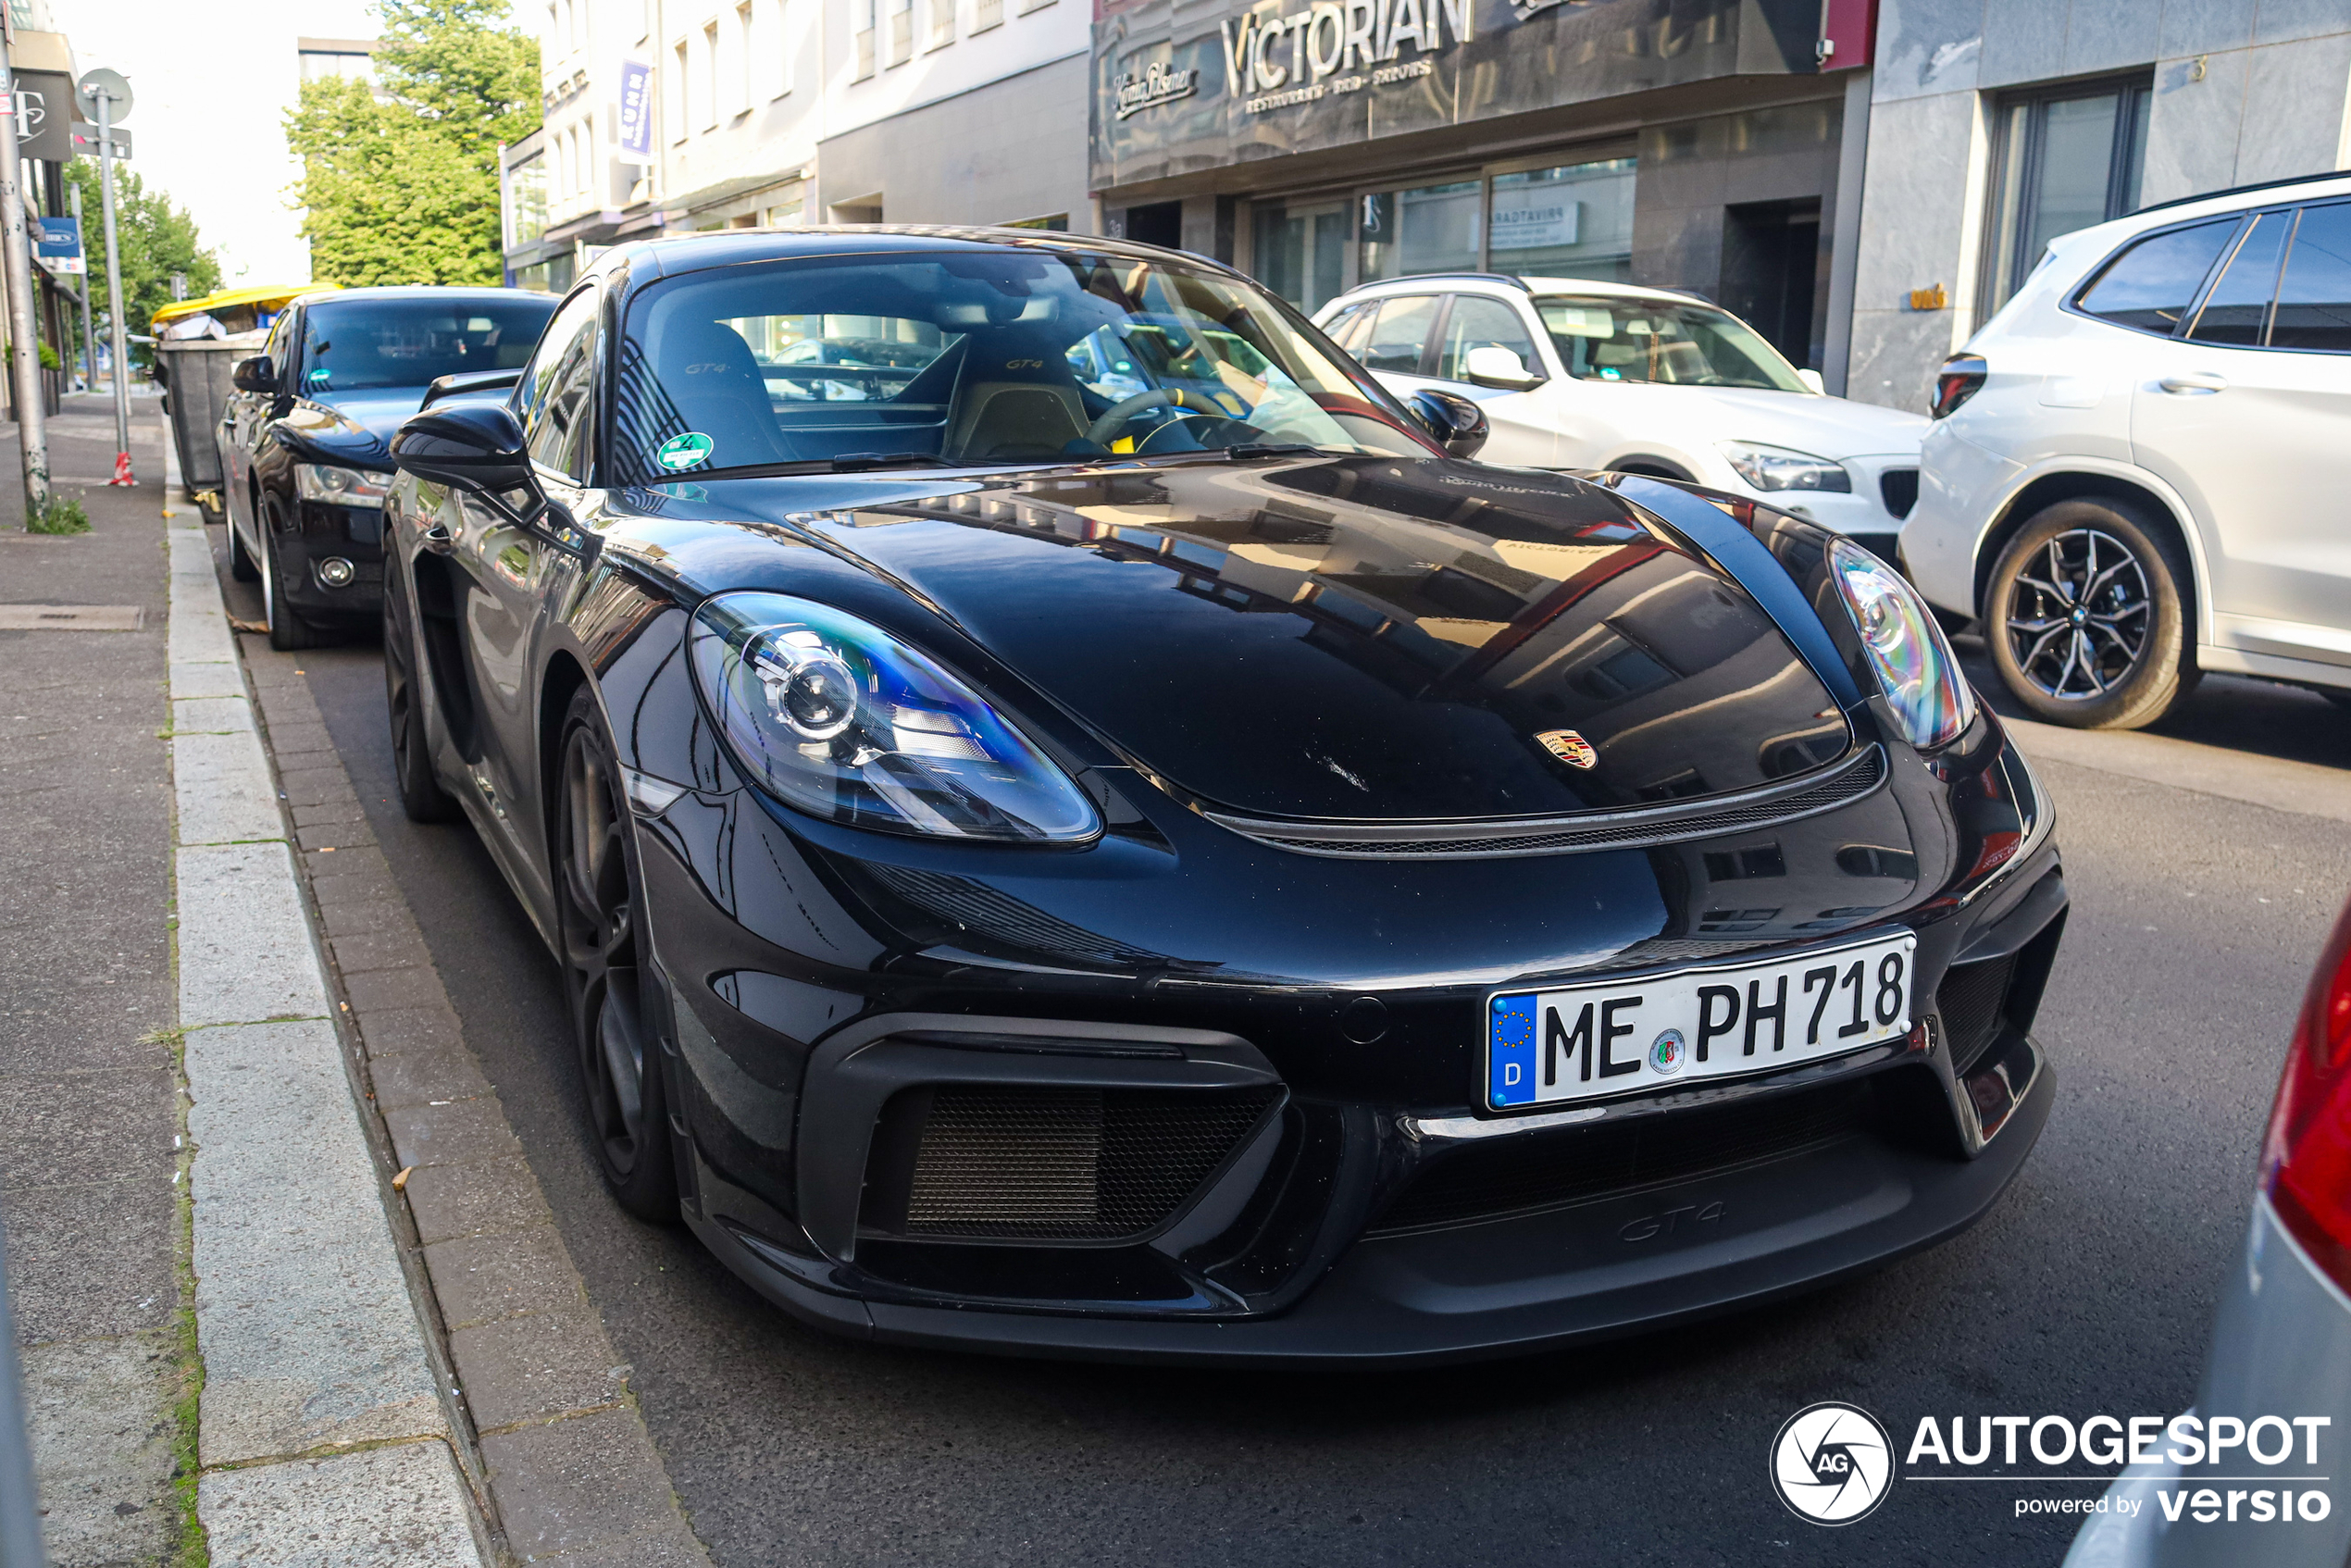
[686,592,1099,842]
[1720,441,1851,493]
[295,463,392,504]
[1828,537,1976,750]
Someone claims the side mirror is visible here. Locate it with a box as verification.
[231,355,277,394]
[1797,368,1826,394]
[1462,344,1543,392]
[391,402,535,497]
[1409,389,1489,460]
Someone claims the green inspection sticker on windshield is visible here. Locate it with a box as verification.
[657,431,715,472]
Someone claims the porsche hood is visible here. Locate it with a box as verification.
[686,458,1852,823]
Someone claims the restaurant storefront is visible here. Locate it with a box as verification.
[1090,0,1855,374]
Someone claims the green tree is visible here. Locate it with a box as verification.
[286,0,541,286]
[60,160,223,365]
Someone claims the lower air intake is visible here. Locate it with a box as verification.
[899,1085,1279,1241]
[1371,1080,1876,1236]
[1936,953,2018,1074]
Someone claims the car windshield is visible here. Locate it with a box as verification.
[298,295,556,394]
[610,249,1432,483]
[1534,295,1810,392]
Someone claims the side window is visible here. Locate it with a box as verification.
[258,309,296,389]
[2185,211,2289,345]
[2075,218,2237,334]
[1358,294,1439,374]
[1437,295,1542,382]
[1320,303,1368,353]
[2271,202,2351,353]
[520,288,601,480]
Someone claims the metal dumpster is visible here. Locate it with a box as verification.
[154,330,263,522]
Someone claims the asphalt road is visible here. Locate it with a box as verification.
[286,613,2351,1568]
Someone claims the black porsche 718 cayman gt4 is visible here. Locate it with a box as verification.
[380,228,2064,1364]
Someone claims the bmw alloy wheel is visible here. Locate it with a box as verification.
[2002,527,2152,702]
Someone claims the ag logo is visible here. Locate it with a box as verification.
[1770,1402,1893,1524]
[1536,728,1597,769]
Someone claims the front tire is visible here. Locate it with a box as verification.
[554,687,678,1223]
[1984,498,2197,730]
[381,566,460,824]
[258,498,324,652]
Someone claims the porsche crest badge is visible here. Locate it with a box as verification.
[1536,728,1598,769]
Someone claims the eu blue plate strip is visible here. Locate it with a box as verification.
[1489,994,1537,1109]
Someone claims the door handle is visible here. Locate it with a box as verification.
[421,522,455,554]
[2158,372,2228,395]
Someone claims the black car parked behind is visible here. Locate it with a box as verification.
[218,285,559,649]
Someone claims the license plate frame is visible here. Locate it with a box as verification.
[1485,929,1918,1113]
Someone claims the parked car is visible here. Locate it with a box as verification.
[1311,275,1928,561]
[218,285,560,649]
[1902,171,2351,730]
[379,227,2066,1363]
[2068,892,2351,1566]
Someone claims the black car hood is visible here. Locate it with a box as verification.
[276,387,433,469]
[625,456,1850,823]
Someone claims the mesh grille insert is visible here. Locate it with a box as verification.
[901,1085,1279,1240]
[1371,1080,1875,1236]
[1937,953,2017,1074]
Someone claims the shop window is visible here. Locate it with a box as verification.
[1126,200,1183,249]
[1359,181,1480,284]
[1435,296,1539,381]
[1487,157,1636,282]
[2272,203,2351,353]
[1253,199,1349,314]
[1982,76,2152,313]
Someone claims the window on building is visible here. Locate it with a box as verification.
[2272,202,2351,353]
[296,38,379,83]
[2073,218,2236,335]
[1253,199,1350,316]
[771,0,793,93]
[928,0,954,47]
[703,22,721,125]
[505,152,548,247]
[1017,0,1052,14]
[1360,181,1481,284]
[733,2,753,111]
[1487,157,1636,281]
[765,182,807,226]
[1983,76,2153,313]
[889,0,913,64]
[672,40,690,138]
[972,0,1001,29]
[854,0,876,77]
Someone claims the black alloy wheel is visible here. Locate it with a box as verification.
[381,566,460,823]
[1984,498,2196,730]
[227,509,259,582]
[555,686,678,1222]
[257,497,324,651]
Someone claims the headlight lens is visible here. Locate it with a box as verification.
[686,592,1099,842]
[1828,537,1976,750]
[1720,441,1852,493]
[295,463,392,504]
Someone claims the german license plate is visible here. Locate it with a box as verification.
[1486,931,1917,1111]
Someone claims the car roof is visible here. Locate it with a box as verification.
[585,224,1240,289]
[1325,274,1718,310]
[292,284,551,308]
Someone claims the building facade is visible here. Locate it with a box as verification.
[501,0,1095,292]
[1844,0,2351,414]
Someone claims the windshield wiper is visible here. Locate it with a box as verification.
[821,452,959,473]
[1217,442,1343,460]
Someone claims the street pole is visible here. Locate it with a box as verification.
[68,183,92,392]
[0,22,53,520]
[93,87,131,484]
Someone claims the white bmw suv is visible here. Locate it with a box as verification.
[1312,275,1927,558]
[1903,171,2351,730]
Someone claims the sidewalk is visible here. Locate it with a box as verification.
[3,403,481,1564]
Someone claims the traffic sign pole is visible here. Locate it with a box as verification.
[68,185,93,391]
[84,76,131,483]
[0,24,53,522]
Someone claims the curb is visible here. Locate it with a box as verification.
[165,485,491,1561]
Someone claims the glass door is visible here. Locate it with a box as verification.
[1251,199,1352,315]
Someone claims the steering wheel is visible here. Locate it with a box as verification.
[1085,387,1230,448]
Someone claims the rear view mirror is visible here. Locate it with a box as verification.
[1797,368,1826,394]
[231,355,277,394]
[1462,344,1543,392]
[1409,389,1489,460]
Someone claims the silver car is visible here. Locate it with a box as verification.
[2069,895,2351,1565]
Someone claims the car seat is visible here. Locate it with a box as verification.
[662,319,794,467]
